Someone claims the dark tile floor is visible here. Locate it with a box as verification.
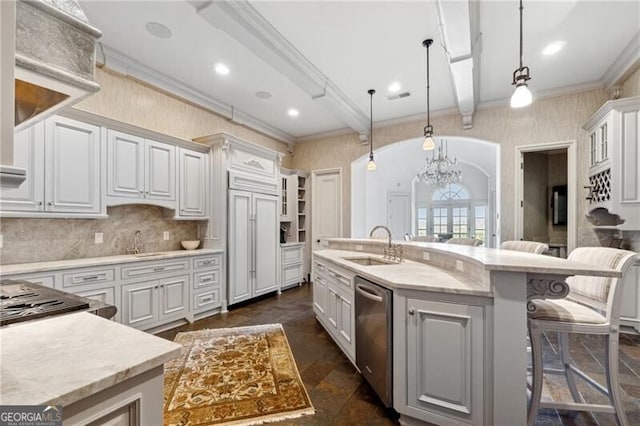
[158,283,640,426]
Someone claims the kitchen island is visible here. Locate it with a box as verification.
[313,238,621,426]
[0,311,181,424]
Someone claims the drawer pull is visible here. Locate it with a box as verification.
[201,260,213,265]
[201,277,212,282]
[201,296,213,302]
[154,267,165,272]
[82,275,100,281]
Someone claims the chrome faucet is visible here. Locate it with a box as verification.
[369,225,403,262]
[369,225,393,248]
[127,230,144,254]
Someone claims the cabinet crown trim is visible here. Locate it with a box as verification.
[583,96,640,130]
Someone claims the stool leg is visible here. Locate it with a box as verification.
[559,332,583,403]
[528,323,543,426]
[605,334,628,426]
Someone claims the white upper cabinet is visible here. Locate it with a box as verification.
[1,116,105,217]
[107,129,176,209]
[176,148,208,218]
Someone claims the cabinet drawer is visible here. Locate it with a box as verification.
[4,273,56,288]
[62,268,115,287]
[121,260,188,280]
[193,288,221,312]
[327,265,354,291]
[282,263,303,286]
[193,255,221,269]
[193,269,220,290]
[282,245,304,265]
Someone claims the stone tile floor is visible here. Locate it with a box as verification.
[158,283,640,425]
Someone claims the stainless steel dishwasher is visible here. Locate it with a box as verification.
[355,276,393,407]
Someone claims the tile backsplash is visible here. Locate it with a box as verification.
[0,205,199,265]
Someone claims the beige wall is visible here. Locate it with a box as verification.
[547,152,568,244]
[621,66,640,98]
[75,67,293,168]
[292,89,609,246]
[523,152,548,242]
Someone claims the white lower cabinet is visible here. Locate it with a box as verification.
[121,274,189,330]
[281,243,304,290]
[191,254,223,316]
[395,295,487,426]
[311,256,355,363]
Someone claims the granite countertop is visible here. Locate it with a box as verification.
[0,312,181,406]
[314,250,490,296]
[0,248,224,276]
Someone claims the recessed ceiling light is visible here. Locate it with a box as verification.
[145,22,172,39]
[214,63,230,75]
[288,108,299,117]
[255,91,272,99]
[388,82,401,93]
[542,41,565,56]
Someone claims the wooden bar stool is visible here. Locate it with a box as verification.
[527,247,639,425]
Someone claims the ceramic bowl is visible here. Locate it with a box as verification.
[181,240,200,250]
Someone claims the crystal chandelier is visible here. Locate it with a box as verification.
[416,140,462,187]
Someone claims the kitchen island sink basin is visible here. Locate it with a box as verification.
[343,256,397,266]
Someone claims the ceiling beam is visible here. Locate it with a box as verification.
[190,0,370,141]
[435,0,480,129]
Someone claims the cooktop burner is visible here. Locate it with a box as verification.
[0,280,90,326]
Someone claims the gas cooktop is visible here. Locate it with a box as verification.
[0,280,90,326]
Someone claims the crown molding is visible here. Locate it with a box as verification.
[602,31,640,89]
[191,0,369,136]
[96,44,296,146]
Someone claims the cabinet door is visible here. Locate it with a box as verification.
[228,189,252,304]
[326,286,339,331]
[145,139,175,201]
[253,193,278,296]
[0,123,45,212]
[405,299,484,425]
[121,281,159,330]
[107,129,144,199]
[336,290,355,357]
[158,275,188,321]
[44,116,102,213]
[313,275,327,317]
[178,148,206,216]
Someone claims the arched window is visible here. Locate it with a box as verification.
[432,184,469,201]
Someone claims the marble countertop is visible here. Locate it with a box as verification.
[0,312,181,406]
[0,248,224,276]
[325,238,622,277]
[315,250,491,296]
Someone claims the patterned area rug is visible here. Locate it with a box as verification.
[164,324,314,425]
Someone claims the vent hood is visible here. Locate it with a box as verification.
[14,0,102,130]
[0,0,101,188]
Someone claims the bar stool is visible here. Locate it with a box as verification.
[527,247,639,426]
[445,237,482,246]
[500,240,549,254]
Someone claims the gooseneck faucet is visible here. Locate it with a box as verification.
[369,225,403,262]
[127,230,144,254]
[369,225,393,248]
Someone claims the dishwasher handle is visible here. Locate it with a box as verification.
[356,284,384,303]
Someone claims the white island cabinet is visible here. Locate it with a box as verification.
[313,238,623,426]
[0,312,181,425]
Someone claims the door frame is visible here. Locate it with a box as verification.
[311,168,342,251]
[514,140,576,253]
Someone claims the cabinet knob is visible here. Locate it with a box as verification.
[47,202,52,206]
[37,201,43,206]
[139,190,144,194]
[408,308,415,315]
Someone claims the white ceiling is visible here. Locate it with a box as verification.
[80,0,640,143]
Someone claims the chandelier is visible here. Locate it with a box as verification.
[416,140,462,187]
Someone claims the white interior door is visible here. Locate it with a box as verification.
[312,168,342,252]
[387,192,410,239]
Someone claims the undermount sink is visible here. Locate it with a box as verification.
[134,252,164,258]
[343,256,397,266]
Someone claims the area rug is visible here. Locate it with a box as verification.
[164,324,314,425]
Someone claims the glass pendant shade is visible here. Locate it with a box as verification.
[511,83,532,108]
[423,135,435,151]
[367,157,377,171]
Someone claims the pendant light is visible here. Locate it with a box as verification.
[422,39,435,151]
[366,89,377,171]
[511,0,532,108]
